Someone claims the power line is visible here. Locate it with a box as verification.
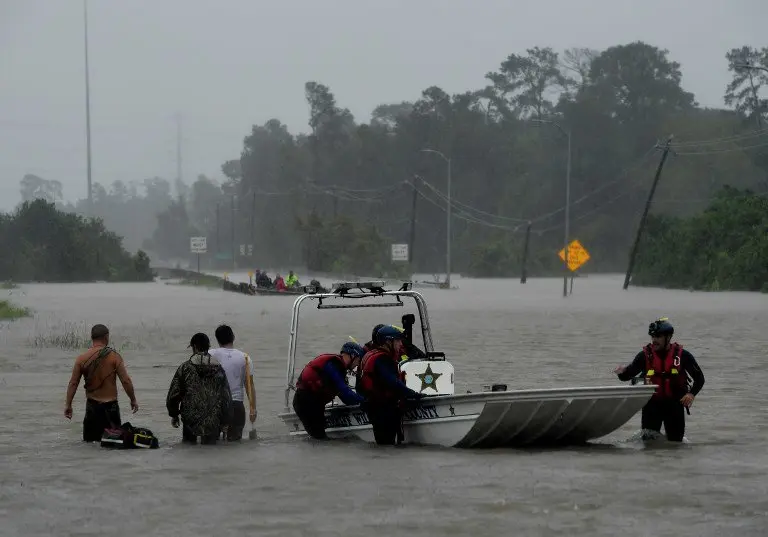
[673,139,768,155]
[669,128,768,147]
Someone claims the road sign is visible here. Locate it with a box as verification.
[558,239,590,272]
[190,236,207,254]
[391,243,409,262]
[239,244,254,256]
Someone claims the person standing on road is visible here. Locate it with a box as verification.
[615,317,705,441]
[209,324,256,441]
[64,324,138,442]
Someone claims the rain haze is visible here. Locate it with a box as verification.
[3,3,768,536]
[1,0,766,209]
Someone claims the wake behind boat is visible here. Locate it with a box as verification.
[278,281,655,448]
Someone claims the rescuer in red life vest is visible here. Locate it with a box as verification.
[614,318,705,442]
[292,342,366,439]
[357,325,424,446]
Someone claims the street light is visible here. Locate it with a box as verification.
[531,118,572,298]
[83,0,93,216]
[420,148,452,288]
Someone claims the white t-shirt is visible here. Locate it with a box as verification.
[209,347,252,402]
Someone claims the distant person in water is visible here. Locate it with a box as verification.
[209,325,256,441]
[64,324,139,442]
[286,270,299,288]
[166,332,233,445]
[614,317,705,442]
[274,274,286,291]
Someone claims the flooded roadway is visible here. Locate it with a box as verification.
[1,274,766,536]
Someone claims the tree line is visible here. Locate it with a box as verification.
[14,42,768,284]
[633,186,768,292]
[0,199,153,283]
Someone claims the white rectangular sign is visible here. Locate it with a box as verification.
[391,243,409,262]
[190,236,207,254]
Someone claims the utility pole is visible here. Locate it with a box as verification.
[175,113,183,188]
[408,176,419,273]
[419,148,451,287]
[530,119,571,297]
[520,221,532,284]
[83,0,93,215]
[231,195,236,271]
[622,136,674,290]
[250,191,256,257]
[216,203,220,257]
[563,131,572,297]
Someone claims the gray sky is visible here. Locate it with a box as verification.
[1,0,765,210]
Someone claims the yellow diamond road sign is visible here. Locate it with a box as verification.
[558,239,590,272]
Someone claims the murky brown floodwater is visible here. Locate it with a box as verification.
[1,274,767,536]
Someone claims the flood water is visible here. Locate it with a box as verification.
[1,274,767,536]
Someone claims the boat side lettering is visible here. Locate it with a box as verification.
[325,413,354,428]
[324,404,441,428]
[403,405,440,421]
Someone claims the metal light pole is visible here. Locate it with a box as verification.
[83,0,93,215]
[420,148,451,288]
[531,119,571,298]
[734,62,768,129]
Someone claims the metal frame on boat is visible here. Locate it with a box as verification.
[279,281,656,448]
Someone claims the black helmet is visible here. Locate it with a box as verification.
[370,324,385,343]
[648,317,674,337]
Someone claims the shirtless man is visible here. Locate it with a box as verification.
[64,324,139,442]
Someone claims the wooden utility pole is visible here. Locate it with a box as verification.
[231,195,236,271]
[520,221,532,284]
[408,176,419,270]
[622,136,674,290]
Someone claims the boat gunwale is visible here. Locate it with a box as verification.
[278,384,656,418]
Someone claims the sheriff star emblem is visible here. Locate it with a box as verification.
[415,363,442,393]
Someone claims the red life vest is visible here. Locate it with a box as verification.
[296,354,344,404]
[643,342,688,400]
[358,349,399,403]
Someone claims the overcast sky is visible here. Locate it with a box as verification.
[1,0,765,210]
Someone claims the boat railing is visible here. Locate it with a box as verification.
[284,280,437,409]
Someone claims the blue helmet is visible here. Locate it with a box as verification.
[375,325,405,344]
[340,342,366,360]
[648,317,674,337]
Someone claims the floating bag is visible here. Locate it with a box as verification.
[100,422,159,450]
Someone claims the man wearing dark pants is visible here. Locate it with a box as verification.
[615,317,705,441]
[209,325,256,441]
[64,324,139,441]
[358,325,424,445]
[292,342,366,439]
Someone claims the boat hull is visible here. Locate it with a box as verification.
[254,287,304,296]
[278,385,656,448]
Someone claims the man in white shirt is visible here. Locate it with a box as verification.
[209,324,256,441]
